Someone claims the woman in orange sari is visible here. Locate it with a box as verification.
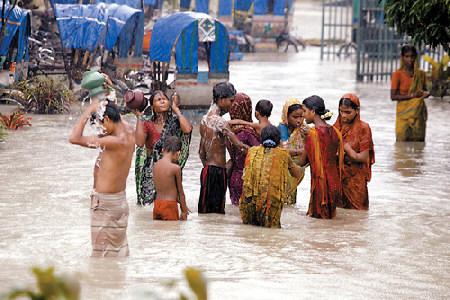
[334,93,375,210]
[297,95,344,219]
[391,45,430,141]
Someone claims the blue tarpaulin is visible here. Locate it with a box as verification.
[253,0,293,15]
[195,0,208,13]
[0,4,31,62]
[180,0,191,9]
[54,3,144,57]
[150,12,229,74]
[234,0,253,11]
[218,0,232,16]
[94,0,143,9]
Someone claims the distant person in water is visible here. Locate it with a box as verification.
[391,45,430,141]
[297,95,344,219]
[198,82,248,214]
[240,125,302,228]
[153,136,190,221]
[69,99,135,257]
[334,93,375,210]
[228,99,273,136]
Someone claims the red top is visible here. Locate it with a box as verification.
[143,121,161,150]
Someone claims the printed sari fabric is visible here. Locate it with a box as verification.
[334,93,375,210]
[391,63,427,141]
[305,126,344,219]
[135,110,191,206]
[240,146,292,228]
[228,93,261,206]
[278,98,308,205]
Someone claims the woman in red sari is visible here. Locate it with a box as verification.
[298,95,343,219]
[334,93,375,210]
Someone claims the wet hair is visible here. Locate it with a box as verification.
[287,104,303,116]
[163,136,181,153]
[260,125,280,148]
[149,90,169,106]
[255,99,273,117]
[213,82,236,103]
[103,100,121,123]
[339,98,359,110]
[401,45,418,57]
[302,95,332,121]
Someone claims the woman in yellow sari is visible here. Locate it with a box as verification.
[278,98,309,205]
[391,45,430,142]
[240,125,302,228]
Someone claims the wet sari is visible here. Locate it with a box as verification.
[135,109,191,206]
[227,93,260,206]
[240,146,292,228]
[278,98,308,205]
[334,93,375,210]
[391,61,428,141]
[305,126,343,219]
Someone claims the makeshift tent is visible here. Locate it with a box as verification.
[254,0,293,15]
[234,0,253,11]
[195,0,208,13]
[149,12,229,74]
[54,3,144,57]
[0,4,31,63]
[218,0,232,17]
[94,0,143,9]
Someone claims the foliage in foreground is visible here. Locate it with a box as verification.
[12,77,75,114]
[0,111,32,130]
[384,0,450,52]
[0,123,6,141]
[6,267,80,300]
[5,266,208,300]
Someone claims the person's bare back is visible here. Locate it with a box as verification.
[153,136,189,220]
[199,120,227,168]
[153,157,180,201]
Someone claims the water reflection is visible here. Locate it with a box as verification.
[393,142,425,177]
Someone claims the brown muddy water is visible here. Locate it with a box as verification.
[1,47,449,299]
[1,3,450,300]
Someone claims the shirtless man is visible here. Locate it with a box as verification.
[228,99,273,136]
[153,136,190,221]
[69,99,135,257]
[198,82,247,214]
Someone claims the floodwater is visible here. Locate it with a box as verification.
[1,3,450,300]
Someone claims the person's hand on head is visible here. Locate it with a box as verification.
[171,92,180,112]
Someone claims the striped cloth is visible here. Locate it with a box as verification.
[90,191,129,257]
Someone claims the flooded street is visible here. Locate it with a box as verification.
[1,2,450,299]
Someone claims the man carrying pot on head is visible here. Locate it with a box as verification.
[69,70,135,257]
[131,90,192,206]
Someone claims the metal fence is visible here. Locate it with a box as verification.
[322,0,446,81]
[356,0,446,81]
[320,0,354,60]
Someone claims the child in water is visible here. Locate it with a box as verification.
[228,99,273,136]
[153,136,190,220]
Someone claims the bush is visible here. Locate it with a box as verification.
[0,111,32,130]
[13,77,75,114]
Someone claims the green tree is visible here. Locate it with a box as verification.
[384,0,450,52]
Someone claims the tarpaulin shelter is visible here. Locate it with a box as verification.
[149,11,229,74]
[235,0,294,15]
[54,3,144,57]
[0,4,31,63]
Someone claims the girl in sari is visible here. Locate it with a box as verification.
[240,125,302,228]
[278,98,309,205]
[391,45,430,142]
[297,95,344,219]
[334,93,375,210]
[227,93,261,206]
[134,91,192,206]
